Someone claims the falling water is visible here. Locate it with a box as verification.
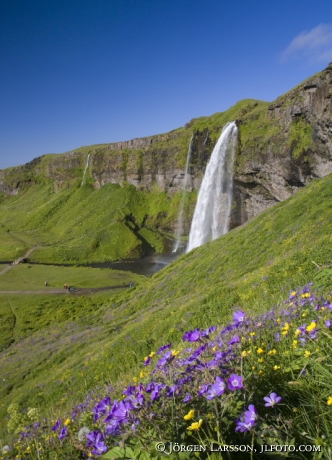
[81,153,90,186]
[172,135,194,253]
[187,122,238,252]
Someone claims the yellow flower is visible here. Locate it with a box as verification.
[258,358,264,363]
[277,318,281,324]
[281,330,288,335]
[64,418,71,426]
[282,322,290,331]
[302,313,307,317]
[302,293,310,298]
[273,365,281,370]
[241,350,248,357]
[304,350,311,358]
[268,349,277,355]
[250,332,256,336]
[257,347,264,354]
[252,366,256,370]
[258,370,263,375]
[187,419,203,430]
[133,377,138,383]
[293,340,298,348]
[149,351,155,358]
[184,409,195,420]
[172,350,180,357]
[294,329,301,337]
[291,291,297,297]
[327,396,332,406]
[212,346,218,352]
[306,322,317,332]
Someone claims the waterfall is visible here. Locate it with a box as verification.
[187,122,237,252]
[172,134,194,253]
[81,153,90,186]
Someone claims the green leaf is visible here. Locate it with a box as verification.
[102,446,129,459]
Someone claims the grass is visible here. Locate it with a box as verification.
[0,264,144,291]
[0,182,191,264]
[1,172,332,449]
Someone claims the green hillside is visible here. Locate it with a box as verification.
[1,172,332,449]
[0,182,197,263]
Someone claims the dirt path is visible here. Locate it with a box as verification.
[0,284,129,295]
[0,246,41,276]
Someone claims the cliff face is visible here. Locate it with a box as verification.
[231,63,332,227]
[1,64,332,236]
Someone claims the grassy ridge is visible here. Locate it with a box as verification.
[1,173,332,438]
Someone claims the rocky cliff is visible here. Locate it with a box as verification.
[1,63,332,239]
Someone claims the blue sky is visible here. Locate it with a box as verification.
[1,0,332,169]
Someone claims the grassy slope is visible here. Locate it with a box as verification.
[1,173,332,434]
[0,182,198,263]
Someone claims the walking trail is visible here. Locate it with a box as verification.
[0,246,40,276]
[0,246,129,295]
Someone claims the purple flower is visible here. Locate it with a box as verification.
[227,374,243,391]
[183,393,192,403]
[129,393,145,409]
[198,384,209,397]
[166,385,178,397]
[233,310,246,324]
[87,431,108,455]
[145,382,155,393]
[264,392,282,407]
[112,400,132,423]
[105,421,121,436]
[228,335,240,345]
[183,328,202,342]
[143,356,151,366]
[157,350,173,367]
[51,420,61,432]
[157,343,172,354]
[150,383,164,401]
[86,430,99,446]
[123,386,136,397]
[206,376,225,400]
[244,404,258,424]
[94,397,112,421]
[201,326,217,338]
[58,426,67,440]
[325,319,332,328]
[235,415,255,432]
